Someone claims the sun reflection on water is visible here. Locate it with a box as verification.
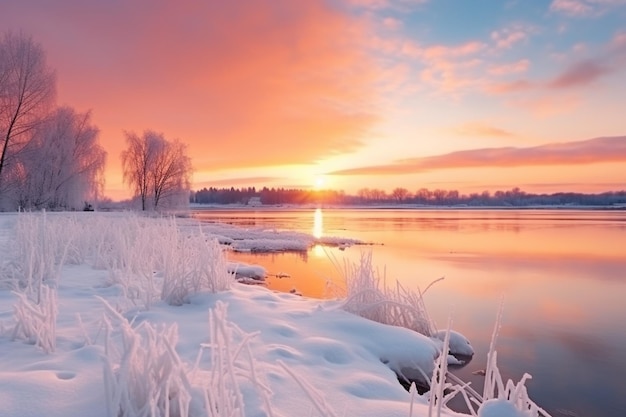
[313,208,323,238]
[312,208,325,257]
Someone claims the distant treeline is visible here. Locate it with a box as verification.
[191,186,626,207]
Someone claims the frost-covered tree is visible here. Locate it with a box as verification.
[12,107,106,210]
[0,31,56,195]
[121,130,192,211]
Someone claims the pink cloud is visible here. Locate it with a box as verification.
[550,0,626,17]
[401,41,488,95]
[612,31,626,47]
[421,41,486,60]
[347,0,428,10]
[547,59,610,88]
[550,0,594,16]
[510,94,582,117]
[331,136,626,175]
[195,176,280,188]
[452,122,516,138]
[382,17,403,30]
[487,55,616,94]
[491,29,528,49]
[486,79,534,94]
[488,59,531,76]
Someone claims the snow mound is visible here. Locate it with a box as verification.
[478,399,530,417]
[228,262,267,280]
[433,330,475,357]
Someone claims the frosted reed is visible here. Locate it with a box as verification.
[340,252,438,336]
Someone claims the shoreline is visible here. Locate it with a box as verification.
[190,203,626,211]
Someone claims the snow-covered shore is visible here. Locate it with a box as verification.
[0,212,549,417]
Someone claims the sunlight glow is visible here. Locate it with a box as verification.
[313,208,323,238]
[314,176,326,190]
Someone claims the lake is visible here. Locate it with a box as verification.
[193,207,626,417]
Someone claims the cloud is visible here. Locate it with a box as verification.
[491,28,529,49]
[452,122,516,138]
[487,59,531,76]
[400,40,488,95]
[1,0,383,174]
[486,56,613,94]
[509,94,582,117]
[537,32,625,91]
[420,41,487,60]
[381,17,403,30]
[612,31,626,48]
[330,136,626,175]
[549,0,626,17]
[195,176,280,188]
[347,0,428,10]
[483,28,625,98]
[547,59,611,88]
[486,79,534,94]
[550,0,594,16]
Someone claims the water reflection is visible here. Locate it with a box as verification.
[311,208,326,258]
[313,207,323,238]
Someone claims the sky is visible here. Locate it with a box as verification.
[2,0,626,199]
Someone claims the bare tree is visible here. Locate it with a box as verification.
[370,188,387,202]
[149,136,192,209]
[12,107,106,210]
[0,31,56,194]
[415,188,432,203]
[391,187,410,202]
[121,131,152,210]
[121,130,192,211]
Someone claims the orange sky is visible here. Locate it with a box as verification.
[3,0,626,200]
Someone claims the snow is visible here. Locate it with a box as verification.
[433,330,475,358]
[180,219,364,253]
[0,212,549,417]
[477,399,530,417]
[228,262,267,280]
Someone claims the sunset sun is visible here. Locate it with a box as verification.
[313,175,326,190]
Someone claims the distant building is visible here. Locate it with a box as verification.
[248,196,262,206]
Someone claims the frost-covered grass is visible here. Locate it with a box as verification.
[339,251,438,338]
[477,305,550,417]
[0,212,550,417]
[11,284,57,353]
[3,212,233,309]
[100,297,193,417]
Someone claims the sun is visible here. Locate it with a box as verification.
[313,176,326,190]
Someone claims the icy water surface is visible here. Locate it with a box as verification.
[194,207,626,417]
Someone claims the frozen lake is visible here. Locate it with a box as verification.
[194,207,626,417]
